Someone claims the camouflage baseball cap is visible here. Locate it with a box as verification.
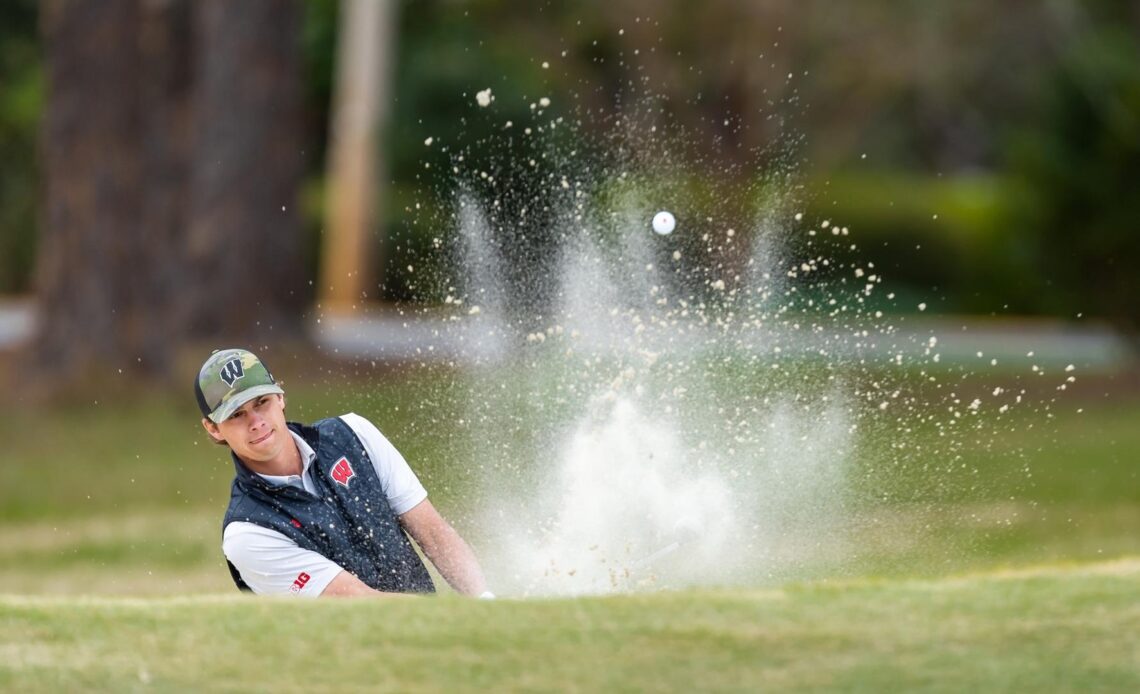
[195,348,284,423]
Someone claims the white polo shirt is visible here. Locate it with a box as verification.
[222,413,428,597]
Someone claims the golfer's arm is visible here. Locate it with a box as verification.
[400,499,488,596]
[320,569,413,598]
[320,570,381,596]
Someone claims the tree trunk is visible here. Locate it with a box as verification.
[135,0,195,374]
[32,0,306,387]
[184,0,306,338]
[36,0,146,377]
[321,0,397,312]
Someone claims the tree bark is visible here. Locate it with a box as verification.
[184,0,306,338]
[321,0,396,312]
[32,0,306,387]
[36,0,146,376]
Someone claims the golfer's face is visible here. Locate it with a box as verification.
[216,394,289,463]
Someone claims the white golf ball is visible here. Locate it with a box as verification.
[652,211,676,235]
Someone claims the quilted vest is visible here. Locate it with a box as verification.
[222,417,435,594]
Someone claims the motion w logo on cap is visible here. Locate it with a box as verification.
[195,348,285,424]
[219,358,245,387]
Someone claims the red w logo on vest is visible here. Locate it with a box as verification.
[330,457,355,487]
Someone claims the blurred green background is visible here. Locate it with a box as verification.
[2,0,1139,324]
[1,3,1138,689]
[0,0,1137,593]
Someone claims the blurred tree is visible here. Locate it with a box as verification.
[0,0,39,293]
[32,0,306,385]
[183,0,306,337]
[11,0,1140,335]
[1006,23,1140,338]
[320,0,397,312]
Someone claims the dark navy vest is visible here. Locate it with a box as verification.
[222,417,435,594]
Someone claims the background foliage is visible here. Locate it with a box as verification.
[0,0,38,294]
[1,0,1138,334]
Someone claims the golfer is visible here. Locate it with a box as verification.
[196,348,491,598]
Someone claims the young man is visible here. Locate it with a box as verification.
[196,348,491,598]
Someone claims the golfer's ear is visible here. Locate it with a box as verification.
[201,418,225,443]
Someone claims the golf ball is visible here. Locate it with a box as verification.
[652,211,676,235]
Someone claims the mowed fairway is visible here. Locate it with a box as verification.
[1,366,1138,690]
[3,560,1138,691]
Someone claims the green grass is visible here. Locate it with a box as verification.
[0,367,472,522]
[0,365,1137,593]
[0,363,1137,689]
[2,560,1137,692]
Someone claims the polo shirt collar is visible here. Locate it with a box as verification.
[230,422,317,490]
[255,431,317,488]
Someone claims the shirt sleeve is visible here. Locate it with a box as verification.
[340,412,428,515]
[222,522,345,598]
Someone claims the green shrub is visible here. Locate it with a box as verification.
[0,0,39,293]
[800,172,1036,314]
[1005,28,1140,337]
